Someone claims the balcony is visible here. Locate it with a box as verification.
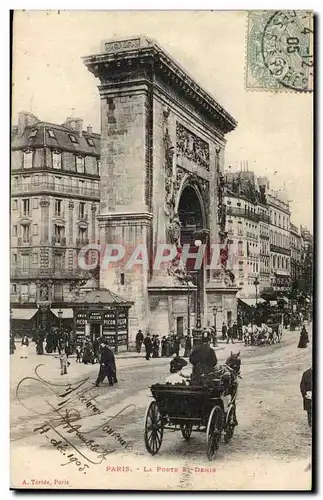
[226,206,259,222]
[52,236,67,246]
[270,244,291,256]
[76,237,89,247]
[17,236,33,246]
[10,267,91,280]
[11,182,100,199]
[259,213,271,223]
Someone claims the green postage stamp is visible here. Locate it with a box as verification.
[246,10,314,92]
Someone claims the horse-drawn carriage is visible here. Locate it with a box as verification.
[144,368,239,460]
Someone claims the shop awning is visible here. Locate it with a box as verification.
[239,298,265,307]
[269,301,277,307]
[51,308,74,319]
[11,308,38,320]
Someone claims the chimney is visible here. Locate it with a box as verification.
[87,125,93,135]
[17,111,39,136]
[62,116,83,137]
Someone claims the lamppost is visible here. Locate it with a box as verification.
[58,309,63,333]
[213,305,218,346]
[194,238,202,330]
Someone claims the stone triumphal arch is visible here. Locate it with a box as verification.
[83,36,239,341]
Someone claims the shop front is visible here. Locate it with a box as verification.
[73,288,133,353]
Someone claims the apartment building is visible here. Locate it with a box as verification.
[11,111,100,328]
[290,222,302,286]
[224,171,271,298]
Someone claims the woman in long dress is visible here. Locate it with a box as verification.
[297,325,309,349]
[20,335,29,358]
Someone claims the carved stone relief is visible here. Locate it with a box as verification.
[176,122,210,170]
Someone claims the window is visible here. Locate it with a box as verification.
[86,137,95,147]
[33,224,38,235]
[48,129,56,139]
[12,254,17,265]
[120,273,125,285]
[32,253,38,264]
[23,150,33,169]
[12,199,18,210]
[29,129,37,138]
[33,198,39,209]
[53,283,63,300]
[22,199,30,215]
[79,179,85,193]
[238,241,243,256]
[52,151,62,169]
[54,199,62,217]
[227,200,231,205]
[69,134,78,144]
[274,212,277,225]
[54,254,64,271]
[21,283,28,294]
[237,202,241,207]
[12,225,18,237]
[22,224,30,243]
[76,156,85,173]
[21,254,30,271]
[33,175,39,185]
[11,283,17,294]
[78,227,88,244]
[79,202,86,218]
[54,224,65,243]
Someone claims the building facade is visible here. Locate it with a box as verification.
[11,112,100,327]
[290,222,302,287]
[83,36,240,341]
[267,188,291,292]
[224,171,271,298]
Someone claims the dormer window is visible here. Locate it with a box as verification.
[86,137,95,147]
[48,129,56,139]
[29,129,37,138]
[69,134,78,144]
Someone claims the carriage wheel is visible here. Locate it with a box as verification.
[206,406,222,460]
[181,423,192,440]
[224,405,236,444]
[144,401,164,455]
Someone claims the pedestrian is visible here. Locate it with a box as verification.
[36,338,44,355]
[144,333,153,360]
[95,341,117,387]
[232,322,238,341]
[300,367,312,426]
[10,332,16,355]
[161,336,167,357]
[184,335,192,357]
[226,326,234,344]
[20,335,29,359]
[75,343,82,363]
[298,325,309,349]
[152,335,160,358]
[174,335,180,356]
[135,330,144,353]
[222,322,227,341]
[59,346,69,376]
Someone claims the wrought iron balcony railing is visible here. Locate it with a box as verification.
[11,182,100,199]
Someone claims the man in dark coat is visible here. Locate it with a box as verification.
[222,322,227,340]
[184,335,192,357]
[136,330,144,353]
[144,333,153,360]
[189,340,217,384]
[174,335,181,356]
[227,326,234,344]
[300,367,312,426]
[161,336,167,357]
[95,342,117,387]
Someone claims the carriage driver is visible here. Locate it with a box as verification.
[189,338,218,385]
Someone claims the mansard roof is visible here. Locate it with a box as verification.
[11,121,101,156]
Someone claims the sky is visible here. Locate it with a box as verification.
[12,10,313,231]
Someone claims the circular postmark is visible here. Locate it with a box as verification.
[261,10,313,92]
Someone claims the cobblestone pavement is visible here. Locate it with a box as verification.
[10,326,312,490]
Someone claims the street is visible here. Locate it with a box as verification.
[10,326,312,490]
